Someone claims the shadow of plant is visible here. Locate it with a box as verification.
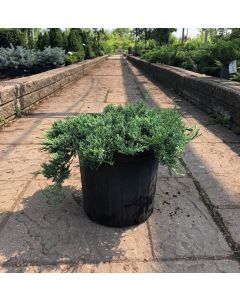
[0,184,134,271]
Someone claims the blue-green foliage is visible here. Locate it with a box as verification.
[0,46,37,69]
[0,46,65,69]
[36,47,65,67]
[41,101,198,186]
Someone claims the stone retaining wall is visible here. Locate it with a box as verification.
[0,55,108,123]
[127,55,240,126]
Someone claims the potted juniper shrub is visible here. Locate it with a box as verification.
[41,101,198,227]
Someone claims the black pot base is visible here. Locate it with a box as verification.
[80,151,158,228]
[85,206,154,228]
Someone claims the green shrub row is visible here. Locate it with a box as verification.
[65,52,84,65]
[64,50,96,65]
[142,39,240,77]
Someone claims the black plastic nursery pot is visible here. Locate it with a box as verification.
[80,150,159,228]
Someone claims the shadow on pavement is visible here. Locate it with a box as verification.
[0,184,132,272]
[124,59,240,156]
[0,56,240,273]
[120,57,156,105]
[121,57,240,262]
[0,76,96,161]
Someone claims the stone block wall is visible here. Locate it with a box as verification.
[127,56,240,126]
[0,55,108,122]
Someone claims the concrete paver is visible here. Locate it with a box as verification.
[0,180,29,211]
[0,179,152,267]
[217,209,240,244]
[0,145,49,180]
[192,173,240,208]
[150,178,231,259]
[183,142,240,176]
[0,55,240,272]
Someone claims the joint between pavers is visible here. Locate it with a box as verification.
[146,219,156,259]
[179,157,240,257]
[125,61,148,100]
[2,254,239,270]
[216,205,240,209]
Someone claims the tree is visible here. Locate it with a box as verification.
[230,28,240,39]
[36,30,50,50]
[68,29,81,51]
[80,29,95,59]
[42,31,50,49]
[20,28,41,49]
[0,29,26,48]
[181,28,185,46]
[19,29,28,48]
[27,29,35,48]
[133,28,177,49]
[36,32,43,49]
[150,28,177,45]
[133,28,150,49]
[67,29,85,60]
[105,28,134,53]
[49,28,63,48]
[62,30,68,51]
[93,28,106,55]
[100,30,115,54]
[132,28,177,55]
[204,29,209,44]
[208,28,231,42]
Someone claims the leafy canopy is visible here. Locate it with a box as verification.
[41,101,198,186]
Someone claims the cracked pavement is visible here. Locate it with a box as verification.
[0,55,240,272]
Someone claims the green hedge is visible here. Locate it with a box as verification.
[64,51,86,65]
[141,39,240,77]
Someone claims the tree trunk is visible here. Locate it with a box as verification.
[167,28,170,46]
[204,29,208,44]
[181,28,185,46]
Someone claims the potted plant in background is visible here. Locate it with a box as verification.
[41,101,198,227]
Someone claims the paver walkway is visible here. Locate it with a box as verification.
[0,55,240,272]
